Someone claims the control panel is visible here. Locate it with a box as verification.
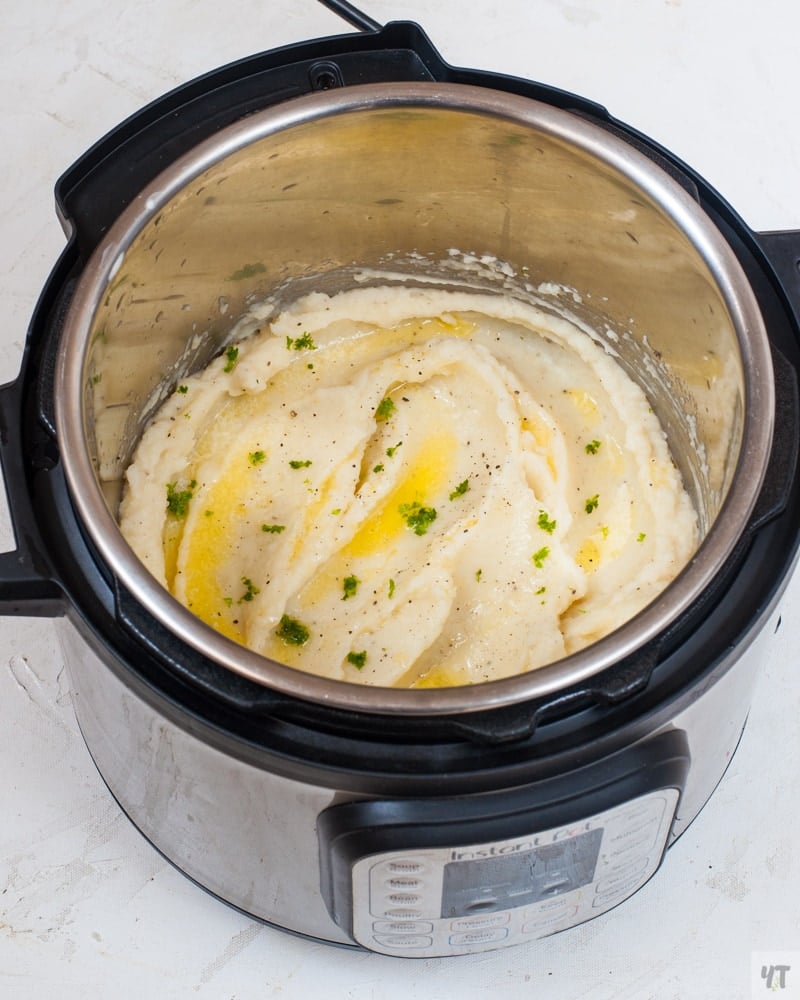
[349,788,678,956]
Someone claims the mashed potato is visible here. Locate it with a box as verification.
[119,286,697,687]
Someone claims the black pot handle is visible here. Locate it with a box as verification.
[0,376,64,616]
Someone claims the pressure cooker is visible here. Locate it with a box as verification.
[1,1,799,957]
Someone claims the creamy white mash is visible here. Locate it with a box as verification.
[120,286,697,687]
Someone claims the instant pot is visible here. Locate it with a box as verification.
[1,0,799,957]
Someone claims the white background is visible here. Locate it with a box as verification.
[2,1,800,997]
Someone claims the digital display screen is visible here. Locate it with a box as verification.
[441,828,603,917]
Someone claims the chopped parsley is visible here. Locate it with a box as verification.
[289,459,312,469]
[248,450,266,465]
[276,614,310,646]
[388,578,396,598]
[375,396,396,422]
[176,384,189,395]
[239,577,260,603]
[585,439,602,455]
[449,479,470,501]
[386,441,403,458]
[532,546,550,568]
[537,509,557,534]
[637,531,647,543]
[373,463,385,474]
[285,332,316,351]
[342,575,360,601]
[261,523,286,534]
[347,650,367,670]
[475,569,483,582]
[535,586,546,595]
[228,262,266,281]
[223,345,239,372]
[166,479,197,518]
[585,494,600,514]
[399,501,437,536]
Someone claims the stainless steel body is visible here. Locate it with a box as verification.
[58,602,778,947]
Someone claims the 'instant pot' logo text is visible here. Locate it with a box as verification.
[449,822,595,861]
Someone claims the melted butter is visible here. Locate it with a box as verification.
[343,428,456,559]
[575,536,602,572]
[180,452,252,642]
[566,388,600,424]
[412,665,467,688]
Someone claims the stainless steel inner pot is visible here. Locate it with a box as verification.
[55,82,774,715]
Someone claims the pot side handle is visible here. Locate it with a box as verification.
[0,377,64,617]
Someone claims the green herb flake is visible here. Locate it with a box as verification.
[585,494,600,514]
[276,614,310,647]
[372,463,385,474]
[347,650,367,670]
[475,569,483,582]
[388,578,396,598]
[176,384,189,395]
[342,575,360,601]
[399,501,438,536]
[375,396,396,422]
[637,531,647,543]
[535,586,546,595]
[449,479,470,501]
[289,459,312,469]
[261,523,286,534]
[238,577,260,603]
[585,439,602,455]
[223,345,239,373]
[228,261,266,282]
[532,546,550,569]
[537,509,557,534]
[386,441,403,458]
[166,479,197,518]
[285,332,316,351]
[331,508,342,516]
[248,450,266,466]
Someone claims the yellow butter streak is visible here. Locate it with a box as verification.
[181,456,251,642]
[344,429,456,560]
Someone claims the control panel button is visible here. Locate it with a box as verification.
[385,860,426,875]
[373,920,434,935]
[379,907,425,921]
[386,893,422,906]
[384,876,424,891]
[373,934,433,950]
[450,912,510,932]
[522,903,579,935]
[449,927,509,947]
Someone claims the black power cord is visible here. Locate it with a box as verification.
[316,0,383,32]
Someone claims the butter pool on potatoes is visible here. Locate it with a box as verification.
[119,286,698,687]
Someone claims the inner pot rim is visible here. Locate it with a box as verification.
[54,81,775,716]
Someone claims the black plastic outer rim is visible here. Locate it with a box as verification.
[8,20,800,791]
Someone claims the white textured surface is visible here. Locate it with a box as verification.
[2,2,800,997]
